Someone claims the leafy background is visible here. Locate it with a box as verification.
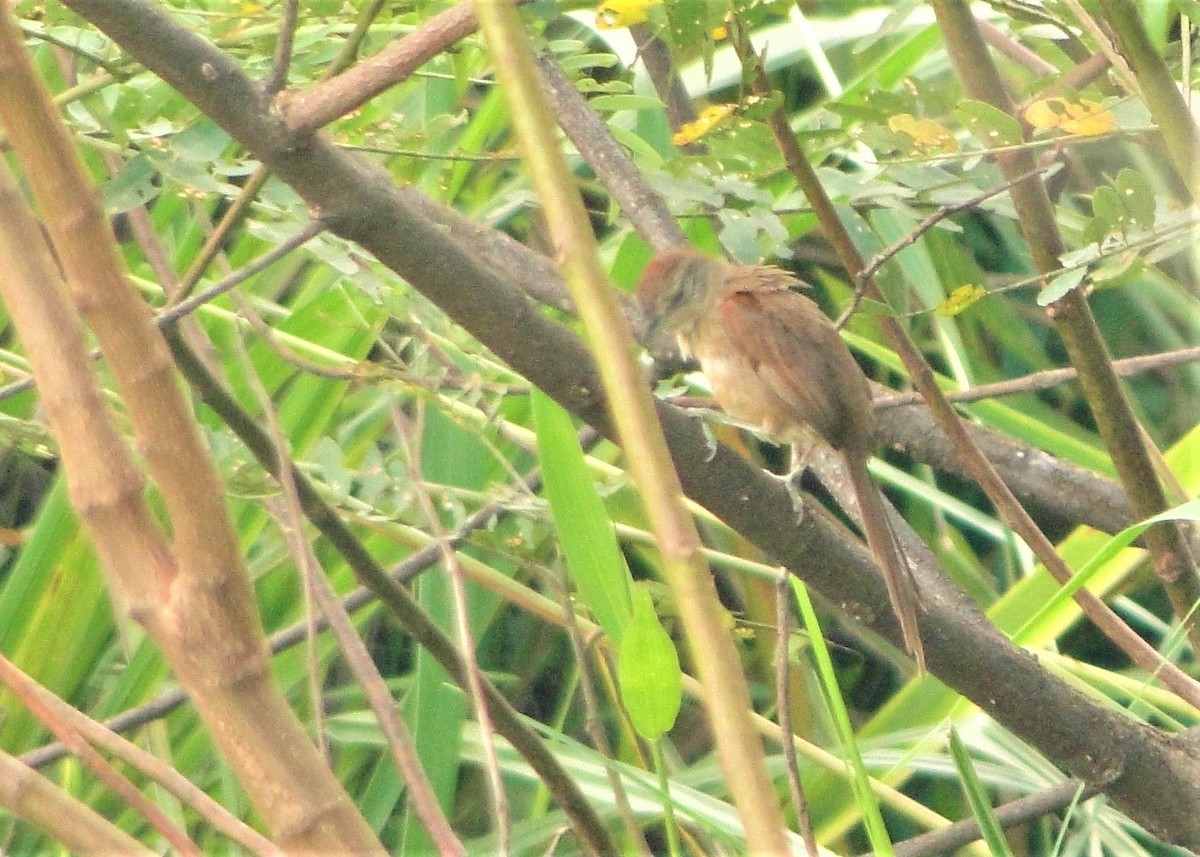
[1,0,1199,855]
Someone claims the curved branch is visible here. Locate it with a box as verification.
[58,0,1200,848]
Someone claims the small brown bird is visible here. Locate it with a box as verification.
[638,246,924,670]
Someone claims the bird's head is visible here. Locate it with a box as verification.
[636,247,724,339]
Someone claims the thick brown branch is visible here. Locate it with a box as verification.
[276,0,530,136]
[57,0,1200,847]
[535,50,685,250]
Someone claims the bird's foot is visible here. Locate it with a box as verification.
[699,420,718,462]
[779,469,807,523]
[781,441,818,522]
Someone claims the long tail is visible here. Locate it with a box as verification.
[843,451,926,673]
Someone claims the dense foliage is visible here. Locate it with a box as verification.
[1,0,1199,855]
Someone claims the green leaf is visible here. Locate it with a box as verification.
[103,152,161,214]
[1037,266,1087,306]
[954,100,1025,148]
[532,387,632,644]
[618,586,682,740]
[793,581,896,856]
[588,94,668,113]
[664,0,721,80]
[1091,185,1128,236]
[1113,167,1156,229]
[1014,499,1200,647]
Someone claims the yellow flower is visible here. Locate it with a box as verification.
[1025,98,1114,136]
[671,103,736,146]
[596,0,659,29]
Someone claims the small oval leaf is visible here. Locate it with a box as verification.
[618,587,682,740]
[1038,267,1088,306]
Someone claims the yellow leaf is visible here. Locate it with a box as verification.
[1025,99,1061,130]
[698,104,735,123]
[1059,100,1115,135]
[596,0,658,29]
[671,103,736,146]
[936,284,986,316]
[888,113,958,154]
[711,24,728,39]
[1025,98,1114,136]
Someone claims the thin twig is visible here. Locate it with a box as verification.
[878,781,1095,857]
[630,24,698,136]
[162,222,326,322]
[560,583,654,857]
[1062,0,1138,91]
[21,459,552,771]
[173,0,388,302]
[8,656,286,857]
[327,0,388,77]
[232,329,329,764]
[170,170,273,303]
[0,655,203,857]
[252,377,465,857]
[276,0,533,137]
[535,50,684,250]
[875,346,1200,408]
[977,18,1058,75]
[264,0,299,96]
[841,164,1058,327]
[0,221,326,406]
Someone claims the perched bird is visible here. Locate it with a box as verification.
[637,246,924,670]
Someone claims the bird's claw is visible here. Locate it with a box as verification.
[700,420,718,462]
[780,469,807,523]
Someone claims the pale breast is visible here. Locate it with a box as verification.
[683,327,813,444]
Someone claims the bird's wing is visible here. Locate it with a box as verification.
[716,288,872,451]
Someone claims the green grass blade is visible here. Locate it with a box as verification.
[949,726,1016,857]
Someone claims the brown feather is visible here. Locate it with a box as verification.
[639,247,927,670]
[715,288,873,452]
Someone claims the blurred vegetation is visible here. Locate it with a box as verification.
[1,0,1199,854]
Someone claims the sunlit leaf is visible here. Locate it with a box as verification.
[887,113,958,153]
[1026,97,1114,136]
[671,102,736,145]
[595,0,659,29]
[618,586,682,740]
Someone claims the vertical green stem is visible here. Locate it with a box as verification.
[469,1,789,852]
[1098,0,1200,201]
[932,0,1200,639]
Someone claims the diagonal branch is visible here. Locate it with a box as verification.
[55,0,1200,848]
[932,0,1200,650]
[0,10,385,853]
